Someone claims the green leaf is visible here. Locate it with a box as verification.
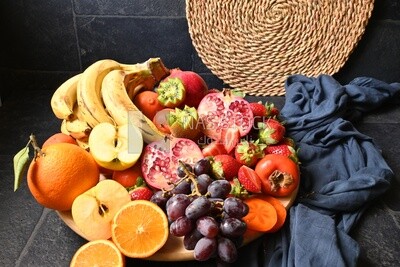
[13,146,30,192]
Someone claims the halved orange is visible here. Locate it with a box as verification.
[111,200,169,258]
[70,239,124,267]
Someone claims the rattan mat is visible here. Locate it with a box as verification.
[186,0,374,96]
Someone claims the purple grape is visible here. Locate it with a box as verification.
[223,197,249,218]
[191,174,213,195]
[170,216,194,237]
[220,217,247,237]
[184,229,203,250]
[194,158,212,175]
[217,237,238,263]
[186,196,211,220]
[171,179,191,194]
[150,190,170,210]
[177,163,193,177]
[166,194,191,222]
[194,237,217,261]
[208,180,232,198]
[196,216,219,238]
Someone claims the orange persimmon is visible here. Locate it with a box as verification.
[242,197,277,232]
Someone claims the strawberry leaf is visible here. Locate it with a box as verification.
[13,146,30,192]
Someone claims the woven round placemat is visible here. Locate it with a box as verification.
[186,0,374,96]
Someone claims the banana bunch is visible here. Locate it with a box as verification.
[51,58,170,149]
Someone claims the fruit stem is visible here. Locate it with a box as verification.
[29,134,44,159]
[177,160,202,197]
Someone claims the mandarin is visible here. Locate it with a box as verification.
[70,239,124,267]
[42,132,78,148]
[27,143,99,211]
[112,163,143,188]
[111,200,169,258]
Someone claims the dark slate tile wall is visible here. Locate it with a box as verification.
[0,0,399,98]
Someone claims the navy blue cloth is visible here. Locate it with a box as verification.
[236,75,400,267]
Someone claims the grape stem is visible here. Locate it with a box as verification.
[173,160,202,196]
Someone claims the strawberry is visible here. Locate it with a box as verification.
[129,186,154,201]
[228,178,249,198]
[258,118,285,145]
[202,141,228,157]
[211,154,242,180]
[264,102,279,118]
[249,102,267,122]
[221,127,241,154]
[127,177,154,200]
[234,140,266,167]
[237,165,262,193]
[279,137,296,148]
[264,144,299,163]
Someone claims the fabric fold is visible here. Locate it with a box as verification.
[247,75,400,267]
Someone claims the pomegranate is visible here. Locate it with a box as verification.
[141,137,204,190]
[152,108,174,134]
[197,90,254,141]
[160,68,208,108]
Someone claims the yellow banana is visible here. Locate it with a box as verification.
[120,57,169,98]
[101,69,165,144]
[76,137,90,151]
[77,59,121,127]
[50,74,81,120]
[60,119,70,136]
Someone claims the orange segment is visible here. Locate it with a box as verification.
[111,200,169,258]
[70,239,124,267]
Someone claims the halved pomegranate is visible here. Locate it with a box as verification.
[141,137,204,190]
[197,90,254,141]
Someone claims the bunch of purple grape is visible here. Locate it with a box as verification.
[150,158,249,263]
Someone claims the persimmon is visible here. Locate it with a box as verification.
[255,154,300,197]
[133,90,164,120]
[242,197,277,232]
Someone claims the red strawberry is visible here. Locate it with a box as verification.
[127,177,154,200]
[221,127,240,154]
[228,178,249,198]
[258,118,285,145]
[279,137,296,148]
[249,102,267,122]
[129,186,154,200]
[234,140,266,167]
[264,102,279,118]
[237,165,262,193]
[202,141,227,157]
[211,154,242,180]
[264,144,299,163]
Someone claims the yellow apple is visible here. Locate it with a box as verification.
[88,122,143,171]
[71,179,131,241]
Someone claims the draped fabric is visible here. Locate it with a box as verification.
[236,75,400,267]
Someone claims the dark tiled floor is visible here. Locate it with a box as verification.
[0,90,399,266]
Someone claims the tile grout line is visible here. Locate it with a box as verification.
[382,201,400,230]
[14,208,51,267]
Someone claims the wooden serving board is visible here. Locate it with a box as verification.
[57,187,297,261]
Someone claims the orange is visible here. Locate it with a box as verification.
[112,163,143,188]
[42,132,78,148]
[111,200,169,258]
[27,143,99,211]
[133,91,164,120]
[70,239,124,267]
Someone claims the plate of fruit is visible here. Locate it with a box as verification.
[14,58,300,265]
